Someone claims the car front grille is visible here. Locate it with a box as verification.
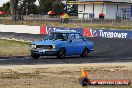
[36,45,53,49]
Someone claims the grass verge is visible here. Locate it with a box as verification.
[0,39,30,57]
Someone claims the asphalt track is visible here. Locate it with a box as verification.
[0,33,132,65]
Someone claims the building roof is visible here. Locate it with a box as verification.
[79,0,132,3]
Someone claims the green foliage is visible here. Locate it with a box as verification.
[0,1,10,13]
[29,4,39,14]
[21,0,38,15]
[0,7,3,11]
[52,0,65,15]
[27,0,38,14]
[38,0,65,15]
[39,0,54,14]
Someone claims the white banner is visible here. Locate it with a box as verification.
[0,24,40,34]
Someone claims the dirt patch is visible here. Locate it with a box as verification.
[0,63,131,88]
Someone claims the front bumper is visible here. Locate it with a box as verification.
[31,49,58,56]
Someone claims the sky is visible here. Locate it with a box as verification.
[0,0,39,7]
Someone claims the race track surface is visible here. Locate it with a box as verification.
[0,35,132,65]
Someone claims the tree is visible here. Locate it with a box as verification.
[0,7,2,11]
[10,0,37,21]
[52,0,65,15]
[38,0,65,15]
[28,4,39,14]
[39,0,54,14]
[1,2,10,12]
[27,0,39,14]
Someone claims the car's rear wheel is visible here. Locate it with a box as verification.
[31,53,40,59]
[81,48,89,57]
[57,48,66,59]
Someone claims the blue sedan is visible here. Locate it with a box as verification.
[30,32,94,59]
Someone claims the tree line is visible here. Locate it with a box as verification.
[0,0,65,21]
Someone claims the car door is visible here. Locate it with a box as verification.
[74,33,84,54]
[65,33,76,55]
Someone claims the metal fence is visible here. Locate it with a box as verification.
[0,15,132,27]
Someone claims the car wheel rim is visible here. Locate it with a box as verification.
[84,49,88,56]
[60,49,65,58]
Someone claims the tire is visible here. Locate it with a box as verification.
[31,53,40,59]
[79,77,90,86]
[81,48,89,57]
[57,48,66,59]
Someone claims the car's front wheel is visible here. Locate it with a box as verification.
[31,53,40,59]
[57,48,66,59]
[81,48,89,57]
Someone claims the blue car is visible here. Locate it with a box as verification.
[30,32,94,59]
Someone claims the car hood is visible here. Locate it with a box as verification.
[31,40,65,45]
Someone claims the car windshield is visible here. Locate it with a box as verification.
[44,33,68,41]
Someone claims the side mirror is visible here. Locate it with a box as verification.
[41,39,44,41]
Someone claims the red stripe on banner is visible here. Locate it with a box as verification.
[83,28,93,37]
[40,26,47,34]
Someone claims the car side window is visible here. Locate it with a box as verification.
[55,34,64,40]
[63,34,68,41]
[75,33,83,41]
[68,34,75,41]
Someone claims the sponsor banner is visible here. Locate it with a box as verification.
[40,26,47,34]
[92,29,132,39]
[83,28,93,37]
[41,26,132,39]
[46,26,83,34]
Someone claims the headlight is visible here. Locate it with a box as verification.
[31,44,36,49]
[52,45,56,49]
[49,45,56,49]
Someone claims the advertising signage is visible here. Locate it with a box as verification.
[46,26,83,34]
[41,26,132,39]
[92,29,132,39]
